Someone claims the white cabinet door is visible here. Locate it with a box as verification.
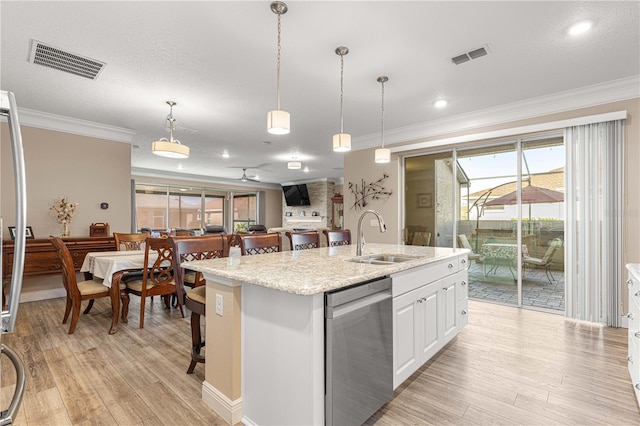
[418,282,441,363]
[393,287,420,388]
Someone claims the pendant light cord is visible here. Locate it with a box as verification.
[380,80,385,149]
[339,53,345,133]
[276,12,282,110]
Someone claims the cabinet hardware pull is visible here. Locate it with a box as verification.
[635,291,640,297]
[461,259,467,264]
[628,355,634,363]
[461,281,467,286]
[461,310,467,315]
[448,263,454,268]
[628,313,635,319]
[422,297,426,301]
[628,279,634,286]
[417,299,422,303]
[635,332,640,338]
[636,384,640,390]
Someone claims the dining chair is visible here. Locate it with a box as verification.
[169,235,228,373]
[285,231,320,251]
[122,237,183,328]
[323,229,351,247]
[239,233,282,255]
[50,236,128,334]
[523,238,563,283]
[114,232,149,251]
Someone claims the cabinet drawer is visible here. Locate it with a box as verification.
[457,273,468,302]
[392,261,445,297]
[458,255,469,271]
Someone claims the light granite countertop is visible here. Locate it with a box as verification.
[183,243,469,296]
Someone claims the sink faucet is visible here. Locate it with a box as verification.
[356,210,387,256]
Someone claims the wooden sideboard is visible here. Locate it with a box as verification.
[2,236,115,285]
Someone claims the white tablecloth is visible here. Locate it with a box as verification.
[80,250,156,287]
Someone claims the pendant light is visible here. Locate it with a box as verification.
[152,101,189,159]
[287,157,301,169]
[374,76,391,163]
[333,46,351,152]
[267,1,290,135]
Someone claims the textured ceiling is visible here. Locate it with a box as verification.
[1,1,638,186]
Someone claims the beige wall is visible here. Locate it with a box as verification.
[344,98,640,308]
[1,124,132,297]
[1,124,132,239]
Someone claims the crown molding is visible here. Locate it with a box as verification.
[131,167,282,190]
[353,75,640,150]
[17,107,136,143]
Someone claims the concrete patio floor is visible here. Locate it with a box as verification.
[467,260,565,312]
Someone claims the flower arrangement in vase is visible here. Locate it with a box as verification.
[50,197,78,237]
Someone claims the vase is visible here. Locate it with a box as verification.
[61,222,70,238]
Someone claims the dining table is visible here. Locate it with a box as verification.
[80,250,157,334]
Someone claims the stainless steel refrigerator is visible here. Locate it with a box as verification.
[0,90,27,424]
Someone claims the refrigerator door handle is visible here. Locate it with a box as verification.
[0,344,26,425]
[0,91,27,334]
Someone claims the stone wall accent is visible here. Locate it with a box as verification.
[282,181,335,229]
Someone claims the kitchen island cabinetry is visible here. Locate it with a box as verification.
[392,258,468,388]
[184,243,469,426]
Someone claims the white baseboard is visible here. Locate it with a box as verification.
[202,380,243,425]
[20,288,66,303]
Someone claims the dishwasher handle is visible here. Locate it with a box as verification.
[326,291,391,319]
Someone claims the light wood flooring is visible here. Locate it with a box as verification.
[1,297,639,425]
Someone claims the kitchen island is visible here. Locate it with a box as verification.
[184,243,469,425]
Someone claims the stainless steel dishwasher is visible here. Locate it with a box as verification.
[325,277,393,426]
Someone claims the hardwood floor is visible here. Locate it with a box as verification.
[2,297,639,425]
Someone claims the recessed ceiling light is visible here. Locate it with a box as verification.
[303,167,309,173]
[434,99,448,108]
[568,20,593,36]
[222,150,230,158]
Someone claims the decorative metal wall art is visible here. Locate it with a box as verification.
[348,173,392,209]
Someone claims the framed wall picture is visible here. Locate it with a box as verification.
[9,226,35,240]
[417,193,433,208]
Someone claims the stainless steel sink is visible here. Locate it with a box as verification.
[345,253,422,265]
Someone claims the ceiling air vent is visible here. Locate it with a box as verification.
[451,44,490,65]
[28,39,106,80]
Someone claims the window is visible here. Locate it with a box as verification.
[233,194,257,232]
[135,184,227,231]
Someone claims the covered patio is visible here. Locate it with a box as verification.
[467,259,565,312]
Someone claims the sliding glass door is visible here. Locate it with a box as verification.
[405,134,565,312]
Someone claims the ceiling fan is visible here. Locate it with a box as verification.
[239,168,260,183]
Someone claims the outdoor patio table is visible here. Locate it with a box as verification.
[481,243,528,279]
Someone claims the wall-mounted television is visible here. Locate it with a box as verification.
[282,184,311,206]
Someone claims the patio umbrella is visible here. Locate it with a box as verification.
[483,185,564,206]
[483,184,564,234]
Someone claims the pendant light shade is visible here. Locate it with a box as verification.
[267,109,290,135]
[333,133,352,152]
[152,101,189,159]
[333,46,351,152]
[375,76,391,164]
[287,160,302,170]
[267,1,290,135]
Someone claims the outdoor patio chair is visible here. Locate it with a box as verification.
[523,238,563,283]
[457,234,483,263]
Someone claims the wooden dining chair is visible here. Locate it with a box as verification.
[239,233,282,255]
[50,237,128,334]
[169,235,227,373]
[285,231,320,251]
[122,237,183,328]
[323,229,351,247]
[114,232,149,251]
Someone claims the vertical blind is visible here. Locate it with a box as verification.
[565,119,624,325]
